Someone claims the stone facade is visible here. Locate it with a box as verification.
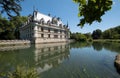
[20,11,70,44]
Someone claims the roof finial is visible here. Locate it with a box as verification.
[67,21,69,27]
[48,13,51,16]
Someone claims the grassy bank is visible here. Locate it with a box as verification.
[93,39,120,43]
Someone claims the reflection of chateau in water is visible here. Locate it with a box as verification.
[34,43,70,73]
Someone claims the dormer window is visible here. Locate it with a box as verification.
[59,24,62,27]
[63,25,66,28]
[40,18,44,25]
[52,17,58,25]
[47,20,51,26]
[33,11,37,18]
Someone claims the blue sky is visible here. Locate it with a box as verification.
[20,0,120,33]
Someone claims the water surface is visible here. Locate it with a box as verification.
[0,42,120,78]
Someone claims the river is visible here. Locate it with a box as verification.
[0,42,120,78]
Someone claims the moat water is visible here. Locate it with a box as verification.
[0,42,120,78]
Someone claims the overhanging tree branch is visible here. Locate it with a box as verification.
[0,0,23,17]
[73,0,113,27]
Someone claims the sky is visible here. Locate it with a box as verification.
[20,0,120,33]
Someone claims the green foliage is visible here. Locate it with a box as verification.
[87,38,93,42]
[91,26,120,39]
[71,26,120,41]
[84,32,93,41]
[73,0,113,27]
[0,16,15,39]
[0,0,23,17]
[0,0,26,39]
[102,26,120,39]
[10,16,28,26]
[10,16,28,39]
[102,30,112,39]
[92,29,102,39]
[0,66,38,78]
[113,34,120,39]
[70,32,92,42]
[0,15,27,39]
[84,33,91,38]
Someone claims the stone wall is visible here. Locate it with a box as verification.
[34,38,68,44]
[0,44,30,51]
[0,40,30,45]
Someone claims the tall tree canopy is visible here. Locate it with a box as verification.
[0,0,23,17]
[0,15,15,39]
[0,15,27,39]
[92,29,102,39]
[73,0,113,27]
[10,16,28,39]
[102,26,120,39]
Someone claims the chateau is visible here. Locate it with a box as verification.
[20,11,70,44]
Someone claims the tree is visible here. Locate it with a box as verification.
[0,0,23,17]
[92,29,102,39]
[70,32,87,41]
[0,15,15,39]
[10,16,28,39]
[0,15,27,39]
[84,32,92,39]
[73,0,113,27]
[102,30,111,39]
[102,26,120,39]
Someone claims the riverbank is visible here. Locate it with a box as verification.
[0,40,30,46]
[93,39,120,43]
[0,39,73,46]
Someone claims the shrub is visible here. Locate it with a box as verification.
[0,66,38,78]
